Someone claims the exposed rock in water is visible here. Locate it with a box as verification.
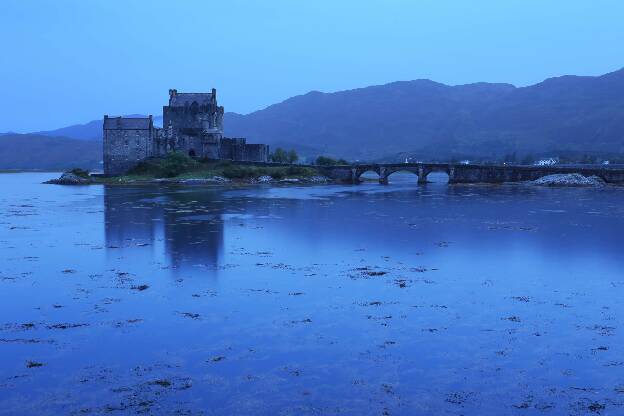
[531,173,605,187]
[45,170,330,186]
[307,175,330,183]
[178,177,231,184]
[209,176,230,183]
[44,171,92,185]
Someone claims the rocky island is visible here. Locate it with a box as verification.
[45,153,331,186]
[530,173,606,187]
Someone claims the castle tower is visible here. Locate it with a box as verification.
[162,89,223,159]
[103,115,156,175]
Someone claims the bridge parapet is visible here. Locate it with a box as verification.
[319,163,624,185]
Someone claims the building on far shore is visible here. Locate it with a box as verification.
[534,157,558,166]
[103,89,269,175]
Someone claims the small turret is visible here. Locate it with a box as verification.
[168,89,177,106]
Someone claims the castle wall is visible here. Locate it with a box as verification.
[219,138,246,160]
[103,116,155,175]
[103,128,154,175]
[163,105,207,132]
[154,129,168,156]
[163,104,223,159]
[241,144,270,162]
[219,138,269,162]
[174,133,221,159]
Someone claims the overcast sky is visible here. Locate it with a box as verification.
[1,0,623,132]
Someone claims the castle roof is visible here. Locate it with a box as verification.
[169,92,214,107]
[103,116,152,130]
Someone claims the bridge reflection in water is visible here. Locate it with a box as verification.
[319,163,624,184]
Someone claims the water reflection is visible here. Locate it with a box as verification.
[3,173,624,414]
[103,177,624,279]
[104,186,226,274]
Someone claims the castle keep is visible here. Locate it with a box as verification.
[103,89,269,175]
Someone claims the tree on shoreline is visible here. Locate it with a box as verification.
[270,148,299,164]
[316,156,349,166]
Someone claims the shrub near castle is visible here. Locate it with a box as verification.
[115,153,319,182]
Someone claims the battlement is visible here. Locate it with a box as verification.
[103,115,153,130]
[168,88,217,107]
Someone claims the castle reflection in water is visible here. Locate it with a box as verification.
[103,186,225,274]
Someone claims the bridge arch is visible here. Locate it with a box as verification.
[423,170,450,183]
[352,166,382,183]
[417,165,453,184]
[385,169,421,184]
[357,169,381,182]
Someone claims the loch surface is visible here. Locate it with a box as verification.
[1,172,624,415]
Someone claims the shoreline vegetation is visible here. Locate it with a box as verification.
[45,153,334,186]
[43,153,615,188]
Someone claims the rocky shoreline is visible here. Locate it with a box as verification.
[45,171,612,188]
[44,171,92,185]
[529,173,606,187]
[45,171,333,186]
[138,175,332,185]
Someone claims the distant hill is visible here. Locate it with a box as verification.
[223,68,624,161]
[0,134,101,170]
[3,68,624,166]
[33,119,103,141]
[31,115,163,140]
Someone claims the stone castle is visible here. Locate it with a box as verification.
[103,89,269,175]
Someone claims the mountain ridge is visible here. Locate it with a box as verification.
[0,134,101,170]
[223,67,624,160]
[3,67,624,168]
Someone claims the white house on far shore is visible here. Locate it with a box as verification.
[534,158,558,166]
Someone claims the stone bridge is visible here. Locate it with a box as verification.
[317,163,624,184]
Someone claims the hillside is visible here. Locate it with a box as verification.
[223,68,624,160]
[0,134,101,170]
[31,115,163,141]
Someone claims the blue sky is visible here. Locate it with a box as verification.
[1,0,623,132]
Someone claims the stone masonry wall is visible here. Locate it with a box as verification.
[218,139,268,162]
[240,144,269,162]
[103,129,154,176]
[169,133,221,159]
[219,138,245,160]
[163,105,222,159]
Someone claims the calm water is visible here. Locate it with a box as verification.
[1,172,624,415]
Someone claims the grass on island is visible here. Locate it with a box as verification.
[96,152,321,183]
[69,168,91,178]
